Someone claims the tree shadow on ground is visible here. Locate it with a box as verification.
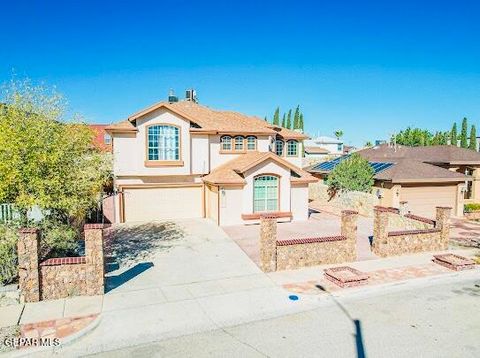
[105,262,154,293]
[104,222,185,269]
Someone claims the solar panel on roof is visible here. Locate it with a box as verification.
[312,157,393,174]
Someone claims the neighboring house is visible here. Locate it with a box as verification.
[308,144,480,219]
[304,136,344,159]
[89,124,113,152]
[106,97,317,225]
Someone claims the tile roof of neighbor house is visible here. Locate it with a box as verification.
[304,146,330,154]
[357,144,480,165]
[106,100,307,139]
[373,159,468,183]
[202,151,318,185]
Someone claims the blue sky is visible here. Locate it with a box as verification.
[1,0,479,146]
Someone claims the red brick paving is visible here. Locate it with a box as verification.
[19,314,98,346]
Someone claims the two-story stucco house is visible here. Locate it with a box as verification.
[106,98,317,226]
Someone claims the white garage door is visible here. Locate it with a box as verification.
[123,186,203,222]
[401,184,457,219]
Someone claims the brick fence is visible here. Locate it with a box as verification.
[17,224,105,303]
[372,206,451,257]
[260,210,358,272]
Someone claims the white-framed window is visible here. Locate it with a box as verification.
[221,136,232,151]
[287,140,298,156]
[104,133,112,145]
[253,175,279,212]
[275,140,284,156]
[147,125,180,161]
[337,143,343,152]
[235,136,244,151]
[246,136,257,150]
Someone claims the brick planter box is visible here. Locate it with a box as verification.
[465,211,480,220]
[324,266,369,288]
[433,254,475,271]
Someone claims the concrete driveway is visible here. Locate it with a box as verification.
[224,211,376,266]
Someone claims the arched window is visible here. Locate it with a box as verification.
[235,136,244,151]
[253,175,279,212]
[147,125,180,161]
[246,136,257,150]
[275,140,284,156]
[221,136,232,151]
[287,140,298,156]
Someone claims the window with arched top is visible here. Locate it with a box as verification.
[246,136,257,151]
[253,175,279,212]
[235,136,244,151]
[147,125,180,161]
[287,140,298,157]
[221,136,232,151]
[275,140,284,156]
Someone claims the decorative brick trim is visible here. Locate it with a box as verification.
[404,214,435,226]
[432,254,475,271]
[387,228,441,237]
[19,228,38,234]
[324,266,369,288]
[277,235,346,246]
[243,212,292,220]
[341,210,358,215]
[374,206,399,213]
[40,257,86,266]
[84,224,106,230]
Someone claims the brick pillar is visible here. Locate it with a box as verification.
[341,210,358,261]
[372,207,389,256]
[260,215,277,272]
[17,229,40,303]
[435,207,452,250]
[84,224,105,295]
[399,201,408,216]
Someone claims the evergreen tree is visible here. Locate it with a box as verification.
[293,106,300,129]
[460,117,468,148]
[451,123,457,146]
[272,107,280,125]
[264,116,267,122]
[286,109,292,129]
[469,125,477,151]
[281,113,286,128]
[299,113,304,132]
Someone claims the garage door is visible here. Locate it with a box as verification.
[400,184,457,219]
[123,186,203,222]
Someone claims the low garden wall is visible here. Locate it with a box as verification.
[372,206,451,258]
[260,210,358,272]
[17,224,105,302]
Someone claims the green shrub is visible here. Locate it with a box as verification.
[40,219,79,259]
[326,154,375,193]
[0,224,19,285]
[464,203,480,213]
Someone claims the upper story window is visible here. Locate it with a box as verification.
[275,140,284,156]
[235,136,244,151]
[221,136,232,151]
[287,140,298,157]
[246,136,257,150]
[337,143,342,152]
[147,125,180,161]
[104,133,112,145]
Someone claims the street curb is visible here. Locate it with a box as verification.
[5,313,102,357]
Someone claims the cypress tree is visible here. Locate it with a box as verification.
[264,116,267,122]
[293,105,300,129]
[286,109,292,129]
[272,107,280,125]
[281,113,286,128]
[450,123,457,146]
[460,117,468,148]
[299,113,304,132]
[469,125,477,151]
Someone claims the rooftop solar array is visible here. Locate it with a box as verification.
[312,156,394,174]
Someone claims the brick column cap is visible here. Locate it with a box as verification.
[341,210,358,216]
[18,228,38,234]
[436,206,452,210]
[84,223,108,230]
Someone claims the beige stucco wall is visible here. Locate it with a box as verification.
[219,187,244,226]
[191,134,209,174]
[291,184,309,221]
